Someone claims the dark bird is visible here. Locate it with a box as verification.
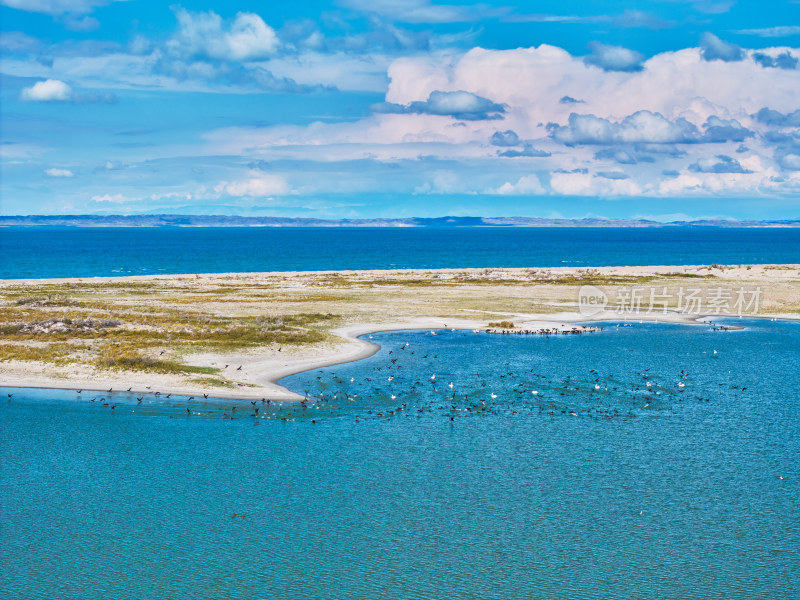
[237,365,242,371]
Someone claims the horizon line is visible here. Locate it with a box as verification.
[2,214,800,228]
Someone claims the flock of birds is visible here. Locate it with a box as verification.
[486,326,599,336]
[14,326,747,425]
[284,327,750,424]
[296,359,717,424]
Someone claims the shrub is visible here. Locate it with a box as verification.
[488,320,515,328]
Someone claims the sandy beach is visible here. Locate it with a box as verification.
[2,264,798,401]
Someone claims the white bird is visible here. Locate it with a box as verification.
[430,374,436,381]
[405,342,410,347]
[387,376,393,382]
[531,390,539,395]
[350,377,354,383]
[391,395,396,400]
[490,393,498,399]
[678,382,685,388]
[594,384,601,390]
[448,382,454,389]
[713,349,718,354]
[646,381,652,387]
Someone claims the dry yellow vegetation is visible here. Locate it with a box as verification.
[1,265,798,394]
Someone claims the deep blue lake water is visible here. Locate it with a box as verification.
[2,319,798,599]
[2,227,799,278]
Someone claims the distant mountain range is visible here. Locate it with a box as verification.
[2,215,799,228]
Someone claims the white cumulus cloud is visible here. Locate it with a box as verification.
[91,193,131,203]
[45,168,74,177]
[21,79,73,102]
[491,175,546,195]
[215,173,289,197]
[385,44,800,131]
[550,111,699,145]
[170,8,279,62]
[583,42,644,72]
[551,170,643,196]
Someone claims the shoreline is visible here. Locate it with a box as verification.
[2,311,788,403]
[3,263,800,285]
[2,264,798,402]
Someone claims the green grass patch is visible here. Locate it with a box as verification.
[95,346,221,374]
[0,342,82,364]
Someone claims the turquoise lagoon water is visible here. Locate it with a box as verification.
[1,319,798,599]
[2,227,799,278]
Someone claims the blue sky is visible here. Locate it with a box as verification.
[1,0,800,220]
